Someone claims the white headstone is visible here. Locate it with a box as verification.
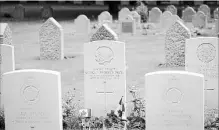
[160,11,173,32]
[131,11,141,29]
[120,15,136,35]
[84,40,126,117]
[0,44,15,107]
[166,5,177,15]
[118,7,131,22]
[39,17,64,60]
[98,11,113,24]
[198,4,211,21]
[185,37,218,112]
[2,69,62,130]
[75,14,91,35]
[192,11,207,29]
[90,24,118,42]
[0,23,12,45]
[145,71,204,130]
[165,20,191,67]
[182,7,196,23]
[149,7,162,23]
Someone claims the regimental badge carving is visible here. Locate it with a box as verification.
[20,77,40,105]
[166,88,182,104]
[197,43,216,63]
[95,46,114,66]
[165,75,183,104]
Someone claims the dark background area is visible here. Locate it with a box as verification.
[0,1,218,21]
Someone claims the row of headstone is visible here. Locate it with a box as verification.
[0,20,218,130]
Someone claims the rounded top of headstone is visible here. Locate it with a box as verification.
[162,11,173,17]
[2,69,60,76]
[145,71,204,78]
[199,4,210,10]
[76,14,89,20]
[120,7,130,12]
[183,6,196,13]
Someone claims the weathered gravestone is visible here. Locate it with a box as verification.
[118,7,131,22]
[166,5,177,15]
[90,24,118,42]
[160,11,173,32]
[131,11,141,29]
[0,23,12,45]
[214,7,219,19]
[149,7,162,23]
[12,4,25,20]
[182,7,196,23]
[145,71,204,130]
[75,14,91,35]
[192,11,207,29]
[39,17,64,60]
[165,20,191,67]
[84,40,126,117]
[2,69,63,130]
[0,44,15,108]
[120,15,136,35]
[198,4,211,21]
[185,37,218,114]
[98,11,113,24]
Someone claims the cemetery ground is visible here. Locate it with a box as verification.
[0,18,217,130]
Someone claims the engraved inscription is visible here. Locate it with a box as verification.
[84,68,123,80]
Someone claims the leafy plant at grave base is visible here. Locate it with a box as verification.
[205,116,219,130]
[62,89,82,130]
[135,1,148,23]
[0,108,5,129]
[126,86,145,130]
[89,116,104,129]
[104,110,125,129]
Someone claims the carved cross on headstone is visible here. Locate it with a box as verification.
[96,80,114,115]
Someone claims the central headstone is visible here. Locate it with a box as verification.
[2,69,63,130]
[120,15,136,35]
[145,71,204,130]
[84,40,126,117]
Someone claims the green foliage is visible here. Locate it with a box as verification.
[62,89,82,130]
[104,110,125,129]
[135,1,148,23]
[0,108,4,129]
[126,86,145,130]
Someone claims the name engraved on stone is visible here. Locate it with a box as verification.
[84,68,123,80]
[12,111,51,124]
